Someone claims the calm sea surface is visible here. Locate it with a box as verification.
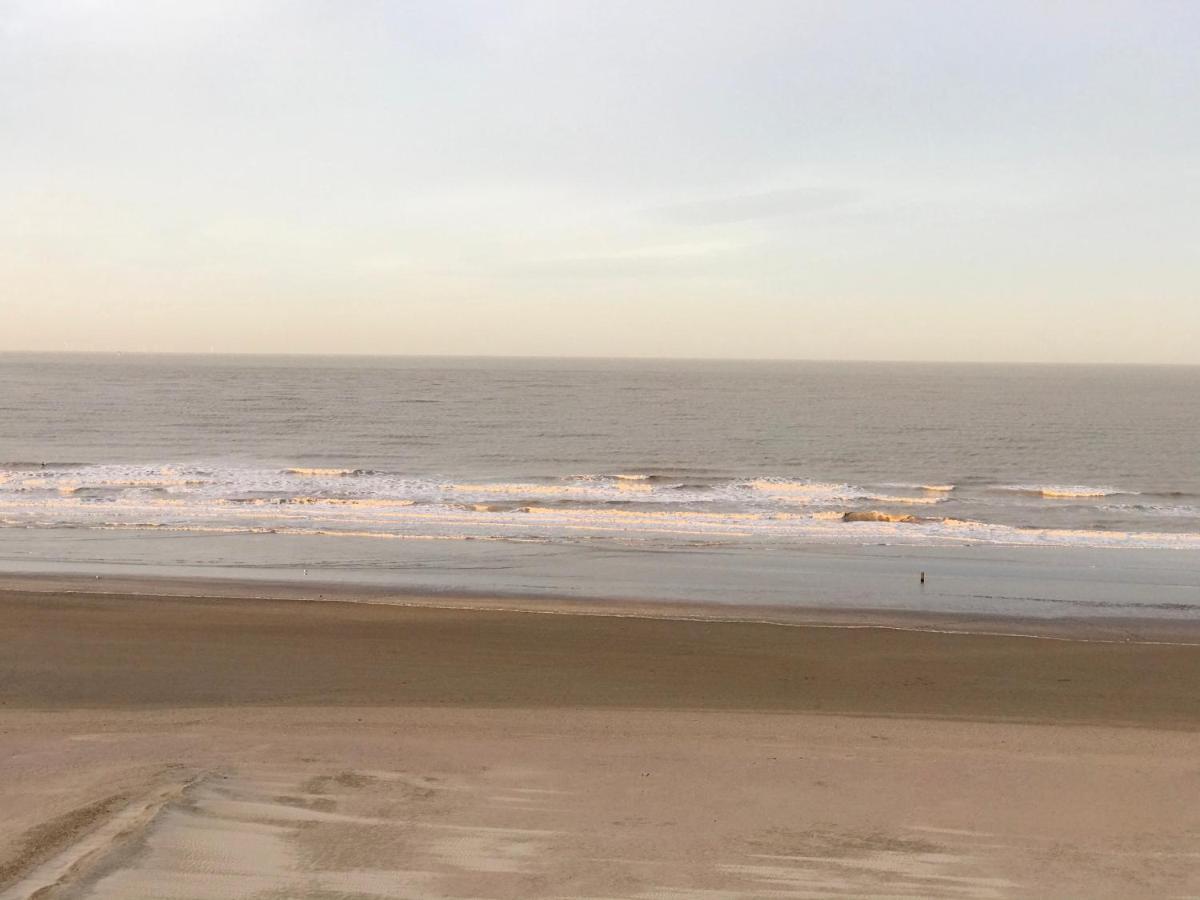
[2,355,1198,618]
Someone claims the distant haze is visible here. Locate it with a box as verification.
[3,1,1197,363]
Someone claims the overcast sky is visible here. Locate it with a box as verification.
[3,1,1197,362]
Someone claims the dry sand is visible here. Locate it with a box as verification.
[1,584,1198,898]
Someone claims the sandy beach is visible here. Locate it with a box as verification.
[8,0,1200,895]
[1,582,1198,899]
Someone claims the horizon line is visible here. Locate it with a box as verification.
[0,350,1196,368]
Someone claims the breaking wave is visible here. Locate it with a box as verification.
[285,467,370,477]
[0,462,1196,551]
[996,484,1125,499]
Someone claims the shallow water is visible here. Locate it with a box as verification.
[1,354,1197,619]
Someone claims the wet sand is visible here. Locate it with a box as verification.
[1,584,1198,898]
[2,584,1199,722]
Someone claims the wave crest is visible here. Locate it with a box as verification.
[998,484,1123,499]
[284,467,367,477]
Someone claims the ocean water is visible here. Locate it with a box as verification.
[2,354,1198,619]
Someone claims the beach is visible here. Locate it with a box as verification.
[2,580,1198,898]
[8,3,1200,896]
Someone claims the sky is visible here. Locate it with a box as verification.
[2,1,1198,362]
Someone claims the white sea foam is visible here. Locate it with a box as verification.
[0,463,1195,551]
[449,479,653,496]
[1102,503,1200,518]
[749,480,944,506]
[284,467,363,476]
[860,493,945,506]
[881,483,956,493]
[997,484,1124,499]
[745,479,858,505]
[115,511,1200,549]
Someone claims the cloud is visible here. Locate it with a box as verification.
[652,187,859,225]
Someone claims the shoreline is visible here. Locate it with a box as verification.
[2,568,1198,645]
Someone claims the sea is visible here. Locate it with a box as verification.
[2,354,1198,621]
